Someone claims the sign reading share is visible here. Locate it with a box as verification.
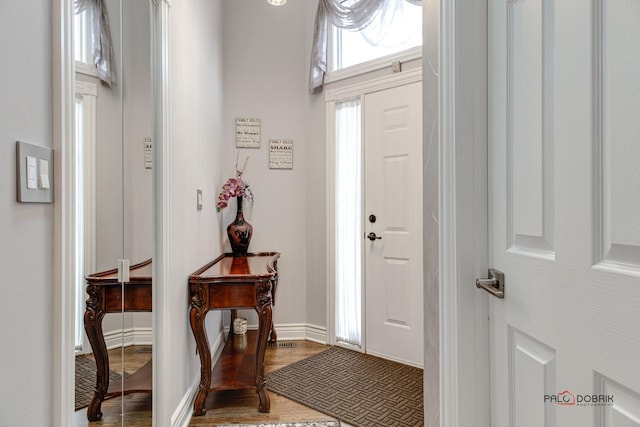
[269,139,293,169]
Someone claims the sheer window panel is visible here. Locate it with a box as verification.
[74,6,91,65]
[335,97,363,348]
[73,83,97,353]
[74,96,85,349]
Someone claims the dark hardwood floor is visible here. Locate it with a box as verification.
[75,340,334,426]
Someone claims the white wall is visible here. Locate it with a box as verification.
[92,0,125,273]
[302,2,330,331]
[76,0,154,338]
[78,0,153,272]
[123,0,154,332]
[123,0,154,265]
[222,0,326,333]
[0,1,54,425]
[161,0,225,422]
[422,0,440,425]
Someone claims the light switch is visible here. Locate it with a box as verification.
[39,159,50,189]
[26,156,38,189]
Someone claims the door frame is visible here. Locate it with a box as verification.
[74,79,98,355]
[324,67,423,354]
[52,0,76,424]
[323,0,492,422]
[152,1,172,425]
[52,0,489,424]
[438,0,491,426]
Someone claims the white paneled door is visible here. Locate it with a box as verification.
[487,0,640,426]
[364,82,423,368]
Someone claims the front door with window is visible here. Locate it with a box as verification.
[332,78,423,368]
[364,82,423,367]
[487,0,640,425]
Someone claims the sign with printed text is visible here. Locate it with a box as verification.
[235,117,261,148]
[269,139,293,169]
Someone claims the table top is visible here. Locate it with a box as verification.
[86,259,152,284]
[189,252,280,283]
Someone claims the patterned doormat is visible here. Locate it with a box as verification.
[75,355,124,410]
[267,347,423,427]
[212,422,340,427]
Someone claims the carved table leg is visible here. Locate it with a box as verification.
[84,285,107,422]
[269,275,277,343]
[255,280,273,413]
[189,283,210,416]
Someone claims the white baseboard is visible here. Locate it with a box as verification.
[221,323,327,344]
[171,329,225,427]
[103,327,153,350]
[171,373,199,427]
[305,323,328,344]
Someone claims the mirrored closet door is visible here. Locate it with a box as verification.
[72,0,154,424]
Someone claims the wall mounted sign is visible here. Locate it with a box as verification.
[269,139,293,169]
[235,117,261,148]
[144,137,152,169]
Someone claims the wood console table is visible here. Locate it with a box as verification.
[189,252,280,416]
[84,259,153,422]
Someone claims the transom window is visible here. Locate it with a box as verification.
[74,6,98,76]
[330,1,422,72]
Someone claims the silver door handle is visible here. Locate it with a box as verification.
[475,268,505,298]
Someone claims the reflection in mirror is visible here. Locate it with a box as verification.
[72,0,153,425]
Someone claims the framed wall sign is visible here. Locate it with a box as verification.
[269,139,293,169]
[236,117,261,148]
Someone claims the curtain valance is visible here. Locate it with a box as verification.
[74,0,116,87]
[309,0,422,94]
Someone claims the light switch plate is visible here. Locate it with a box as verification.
[16,141,54,203]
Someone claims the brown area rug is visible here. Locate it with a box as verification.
[267,347,423,427]
[75,354,124,410]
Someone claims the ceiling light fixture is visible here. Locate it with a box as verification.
[268,0,286,5]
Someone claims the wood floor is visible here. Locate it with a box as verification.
[75,340,335,426]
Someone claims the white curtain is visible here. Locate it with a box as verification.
[335,97,362,347]
[75,0,116,87]
[309,0,422,93]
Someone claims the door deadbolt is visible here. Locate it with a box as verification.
[369,214,377,223]
[475,268,505,298]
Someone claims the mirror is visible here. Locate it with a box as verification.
[72,0,153,424]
